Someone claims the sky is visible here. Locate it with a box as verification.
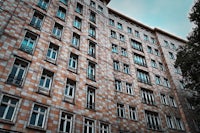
[108,0,195,39]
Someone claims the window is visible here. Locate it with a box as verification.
[159,62,164,71]
[112,44,118,53]
[98,5,103,13]
[111,30,117,38]
[154,49,160,56]
[151,37,156,44]
[141,88,155,105]
[87,62,95,80]
[163,78,170,88]
[135,30,140,37]
[170,43,176,50]
[75,3,83,14]
[0,95,20,122]
[39,69,53,93]
[174,66,181,74]
[119,34,125,42]
[37,0,49,10]
[56,6,66,20]
[59,111,73,133]
[117,22,123,30]
[86,86,95,110]
[133,53,147,67]
[73,16,82,29]
[147,46,153,53]
[30,11,44,29]
[68,53,78,71]
[20,31,37,54]
[60,0,68,5]
[175,118,184,130]
[65,79,76,99]
[117,103,125,118]
[169,52,175,59]
[151,59,157,68]
[84,118,95,133]
[7,58,29,86]
[164,40,169,47]
[155,75,161,85]
[88,41,96,57]
[115,80,122,91]
[126,83,133,95]
[160,94,168,105]
[169,96,177,107]
[121,48,127,57]
[89,24,96,38]
[28,104,48,129]
[166,116,175,129]
[72,33,80,48]
[89,11,96,23]
[145,111,161,130]
[137,69,151,84]
[186,99,195,110]
[127,27,132,33]
[144,34,149,41]
[131,39,143,52]
[100,123,109,133]
[179,80,185,89]
[113,60,120,71]
[52,23,63,39]
[123,64,130,74]
[90,0,96,8]
[46,43,59,62]
[109,19,114,26]
[129,106,136,120]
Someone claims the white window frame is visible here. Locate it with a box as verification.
[166,115,176,129]
[115,80,122,91]
[141,89,155,105]
[30,11,44,29]
[73,16,82,29]
[129,106,137,120]
[68,54,78,71]
[175,118,184,130]
[72,33,80,48]
[169,96,177,107]
[160,94,168,105]
[121,48,127,57]
[52,23,63,38]
[46,43,59,61]
[112,44,118,53]
[65,80,76,99]
[56,6,66,20]
[86,87,95,110]
[84,118,95,133]
[58,111,74,133]
[88,41,96,57]
[123,64,130,74]
[99,122,109,133]
[126,83,133,95]
[145,111,161,130]
[37,0,49,10]
[113,61,120,71]
[117,103,125,118]
[87,62,95,80]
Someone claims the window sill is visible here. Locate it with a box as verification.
[6,81,23,88]
[73,26,81,31]
[0,119,15,125]
[51,35,62,41]
[86,107,96,112]
[56,16,66,22]
[29,24,41,31]
[87,77,96,82]
[70,44,80,50]
[67,68,77,74]
[27,125,46,132]
[45,58,57,65]
[37,88,51,97]
[63,97,75,105]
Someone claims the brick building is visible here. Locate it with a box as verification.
[0,0,199,132]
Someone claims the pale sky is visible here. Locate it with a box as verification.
[108,0,194,39]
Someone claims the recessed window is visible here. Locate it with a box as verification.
[151,37,155,44]
[123,64,130,74]
[52,23,63,39]
[90,0,96,8]
[159,62,164,71]
[97,5,103,13]
[0,95,20,122]
[87,61,95,81]
[37,0,49,10]
[30,11,44,29]
[28,104,48,129]
[163,78,170,88]
[115,80,122,91]
[88,41,96,57]
[169,52,175,59]
[175,118,184,130]
[89,24,96,38]
[117,22,123,30]
[113,60,120,71]
[133,53,147,67]
[38,69,54,94]
[86,86,95,110]
[151,59,157,68]
[72,33,80,48]
[109,19,114,26]
[56,6,66,20]
[154,49,160,56]
[126,83,133,95]
[145,111,161,130]
[65,79,76,99]
[119,34,125,42]
[73,16,82,30]
[68,53,78,72]
[89,11,96,23]
[155,75,161,85]
[46,43,59,62]
[7,58,29,87]
[166,115,176,129]
[110,30,117,38]
[60,0,68,5]
[179,80,185,89]
[59,111,73,133]
[135,30,140,38]
[170,43,176,50]
[169,96,177,107]
[129,106,136,120]
[20,31,37,54]
[84,118,95,133]
[75,3,83,14]
[164,40,169,47]
[137,69,151,84]
[100,123,109,133]
[160,94,168,105]
[117,103,125,118]
[131,39,143,52]
[127,27,132,33]
[141,88,155,105]
[144,34,149,41]
[174,66,182,74]
[112,44,118,53]
[121,48,127,57]
[147,46,153,53]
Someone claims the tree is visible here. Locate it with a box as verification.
[175,0,200,117]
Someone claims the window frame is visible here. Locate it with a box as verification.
[58,111,74,133]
